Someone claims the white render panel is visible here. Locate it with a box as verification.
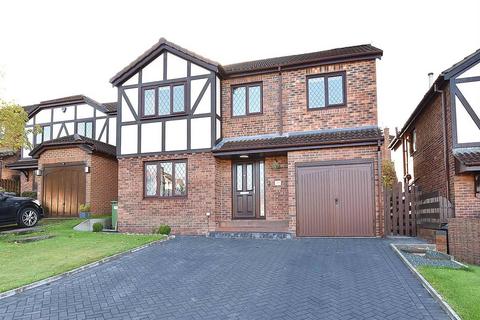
[22,132,33,158]
[121,95,135,122]
[142,53,164,83]
[124,88,138,118]
[458,62,480,79]
[141,122,162,153]
[456,96,480,143]
[35,109,52,124]
[53,106,75,122]
[121,125,138,154]
[165,119,187,151]
[191,117,211,149]
[96,118,107,140]
[65,122,74,136]
[457,81,480,116]
[190,63,209,76]
[166,52,187,80]
[190,78,208,109]
[96,110,107,117]
[123,73,139,86]
[194,82,211,115]
[76,104,94,119]
[108,117,117,146]
[216,76,221,116]
[27,117,34,125]
[216,118,221,140]
[52,123,62,139]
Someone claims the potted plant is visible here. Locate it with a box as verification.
[79,204,91,218]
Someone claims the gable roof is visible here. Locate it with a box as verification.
[222,44,383,77]
[390,48,480,150]
[110,38,222,86]
[213,126,382,156]
[29,134,116,158]
[24,95,117,117]
[110,38,383,85]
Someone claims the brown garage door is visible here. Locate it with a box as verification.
[42,165,86,216]
[296,161,374,237]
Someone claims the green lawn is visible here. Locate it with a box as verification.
[0,219,165,293]
[419,265,480,320]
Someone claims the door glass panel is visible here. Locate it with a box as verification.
[246,164,253,190]
[236,165,243,191]
[259,162,265,217]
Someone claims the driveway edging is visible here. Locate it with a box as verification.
[390,244,461,320]
[0,236,172,301]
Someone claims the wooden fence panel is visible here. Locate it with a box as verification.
[384,183,416,237]
[0,179,20,195]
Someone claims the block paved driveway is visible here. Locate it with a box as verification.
[0,237,449,320]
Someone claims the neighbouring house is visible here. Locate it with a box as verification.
[110,38,384,236]
[7,95,118,216]
[390,49,480,264]
[0,148,20,180]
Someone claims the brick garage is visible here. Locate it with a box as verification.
[448,218,480,265]
[35,146,117,216]
[287,146,383,236]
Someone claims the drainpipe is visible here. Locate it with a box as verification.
[434,83,451,205]
[278,66,283,135]
[378,139,384,237]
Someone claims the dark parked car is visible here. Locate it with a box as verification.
[0,192,44,228]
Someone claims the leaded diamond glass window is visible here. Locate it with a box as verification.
[174,162,186,196]
[77,121,93,138]
[173,85,185,113]
[232,87,246,116]
[145,164,157,196]
[328,76,344,105]
[236,165,243,191]
[308,77,325,108]
[158,86,170,115]
[160,162,173,197]
[246,164,253,190]
[248,86,261,113]
[143,89,156,116]
[144,160,187,198]
[232,84,262,116]
[308,73,346,109]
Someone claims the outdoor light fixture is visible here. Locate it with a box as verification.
[84,166,90,173]
[239,155,249,159]
[35,169,42,176]
[475,174,480,197]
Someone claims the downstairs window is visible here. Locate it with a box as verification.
[144,160,187,198]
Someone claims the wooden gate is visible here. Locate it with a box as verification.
[0,179,20,195]
[384,182,417,236]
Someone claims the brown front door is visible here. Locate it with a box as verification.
[233,161,265,219]
[42,165,86,216]
[296,161,374,237]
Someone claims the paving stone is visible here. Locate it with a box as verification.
[0,237,449,319]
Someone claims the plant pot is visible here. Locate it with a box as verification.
[79,212,91,219]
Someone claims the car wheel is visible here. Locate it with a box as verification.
[18,208,39,228]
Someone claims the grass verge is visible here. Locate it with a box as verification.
[418,265,480,320]
[0,219,165,293]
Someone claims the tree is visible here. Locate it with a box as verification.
[0,99,39,151]
[382,160,397,189]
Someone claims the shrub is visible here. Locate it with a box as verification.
[21,191,37,199]
[79,203,91,212]
[156,225,171,235]
[92,222,103,232]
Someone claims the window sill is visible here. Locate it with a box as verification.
[307,104,347,111]
[139,113,188,121]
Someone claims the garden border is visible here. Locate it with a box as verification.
[0,235,173,301]
[390,243,461,320]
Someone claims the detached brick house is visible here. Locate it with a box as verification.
[110,38,385,237]
[390,49,480,264]
[7,95,118,216]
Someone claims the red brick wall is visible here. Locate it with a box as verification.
[453,174,480,218]
[448,217,480,265]
[90,155,118,214]
[221,59,378,138]
[287,146,383,236]
[118,153,215,235]
[0,154,20,180]
[20,170,35,194]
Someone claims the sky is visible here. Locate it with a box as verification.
[0,0,479,175]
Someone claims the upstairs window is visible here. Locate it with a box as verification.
[232,83,262,116]
[142,83,186,118]
[144,160,187,198]
[35,125,51,145]
[77,121,93,138]
[307,72,346,109]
